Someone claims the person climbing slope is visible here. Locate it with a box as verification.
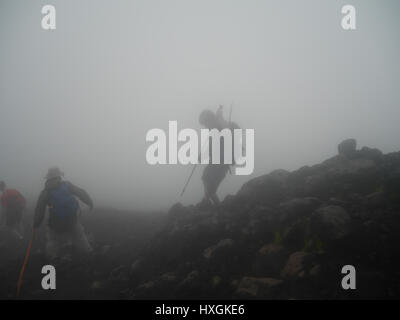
[198,105,241,206]
[33,167,94,259]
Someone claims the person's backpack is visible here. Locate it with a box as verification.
[48,182,79,232]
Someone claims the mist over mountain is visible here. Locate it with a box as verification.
[1,0,400,212]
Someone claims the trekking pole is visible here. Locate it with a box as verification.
[180,164,197,197]
[180,135,211,197]
[16,227,35,297]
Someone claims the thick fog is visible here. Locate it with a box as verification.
[1,0,399,211]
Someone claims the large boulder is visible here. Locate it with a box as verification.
[167,202,189,220]
[338,139,357,158]
[363,191,385,209]
[133,272,179,298]
[244,206,279,240]
[238,169,289,205]
[323,155,376,175]
[278,197,321,224]
[252,244,290,276]
[282,218,310,251]
[304,171,329,196]
[281,251,315,278]
[332,158,376,175]
[358,146,383,163]
[203,239,235,260]
[180,270,199,287]
[235,277,283,299]
[310,205,351,241]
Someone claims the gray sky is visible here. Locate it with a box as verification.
[1,0,399,211]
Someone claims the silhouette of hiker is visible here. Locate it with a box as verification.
[0,181,26,239]
[33,167,94,260]
[198,106,240,206]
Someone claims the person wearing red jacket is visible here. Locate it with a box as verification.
[0,181,26,239]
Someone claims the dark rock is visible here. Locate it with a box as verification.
[310,205,351,241]
[238,170,289,206]
[252,244,289,276]
[160,272,177,282]
[235,277,283,299]
[278,197,321,224]
[282,218,310,250]
[245,206,279,239]
[358,146,383,163]
[338,139,357,158]
[181,270,199,286]
[168,202,190,220]
[281,251,314,278]
[364,191,385,209]
[130,259,142,274]
[203,239,235,259]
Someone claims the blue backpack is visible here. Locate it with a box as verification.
[49,182,79,231]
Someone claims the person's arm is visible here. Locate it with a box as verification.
[33,190,48,229]
[66,182,93,209]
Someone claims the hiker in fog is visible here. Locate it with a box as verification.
[198,105,240,206]
[0,181,26,239]
[33,167,94,259]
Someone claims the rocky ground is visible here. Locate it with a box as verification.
[0,209,165,299]
[1,139,400,299]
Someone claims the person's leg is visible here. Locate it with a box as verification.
[5,208,23,240]
[209,193,220,205]
[46,228,63,260]
[203,165,229,206]
[71,222,92,255]
[201,165,215,204]
[13,208,24,239]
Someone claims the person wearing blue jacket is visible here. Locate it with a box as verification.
[34,167,94,259]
